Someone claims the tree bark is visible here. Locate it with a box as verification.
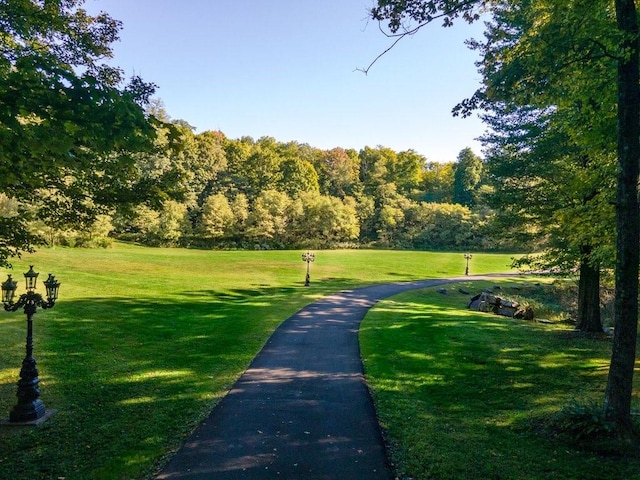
[576,246,602,333]
[605,0,640,436]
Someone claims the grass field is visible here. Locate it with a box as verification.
[361,281,640,480]
[0,244,516,479]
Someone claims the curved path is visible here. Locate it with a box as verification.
[156,277,477,479]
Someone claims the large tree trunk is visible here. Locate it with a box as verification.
[576,246,602,333]
[605,0,640,436]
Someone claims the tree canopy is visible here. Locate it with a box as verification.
[0,0,168,265]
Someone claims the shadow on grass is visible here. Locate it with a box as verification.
[361,290,640,479]
[0,285,320,480]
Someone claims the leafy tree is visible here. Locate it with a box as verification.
[393,150,425,196]
[370,0,639,436]
[218,138,252,197]
[229,194,250,239]
[414,202,479,250]
[201,193,234,240]
[289,192,360,247]
[422,161,454,203]
[0,0,165,265]
[278,157,320,197]
[129,205,161,244]
[246,190,291,246]
[359,146,397,194]
[466,2,616,331]
[452,147,483,207]
[337,196,361,242]
[355,194,377,242]
[482,105,615,335]
[242,141,283,199]
[377,202,406,245]
[186,130,228,206]
[317,147,361,197]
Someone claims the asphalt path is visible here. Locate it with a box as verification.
[156,278,474,480]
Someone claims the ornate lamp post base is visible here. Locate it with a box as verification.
[6,355,54,424]
[1,409,56,426]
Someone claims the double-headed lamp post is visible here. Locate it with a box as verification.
[2,266,60,424]
[302,251,315,287]
[464,253,473,276]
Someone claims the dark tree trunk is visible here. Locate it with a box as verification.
[576,246,602,333]
[605,0,640,436]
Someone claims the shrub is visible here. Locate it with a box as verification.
[551,400,616,442]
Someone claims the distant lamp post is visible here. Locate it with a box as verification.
[2,266,60,424]
[464,253,473,276]
[301,251,315,286]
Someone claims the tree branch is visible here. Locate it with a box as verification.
[357,0,483,74]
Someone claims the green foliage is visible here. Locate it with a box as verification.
[471,0,618,274]
[0,0,173,266]
[452,147,483,207]
[552,400,617,442]
[422,161,454,203]
[246,189,291,245]
[201,193,234,238]
[69,127,489,250]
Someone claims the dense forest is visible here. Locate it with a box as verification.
[5,101,500,252]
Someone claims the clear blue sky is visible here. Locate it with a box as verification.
[87,0,486,163]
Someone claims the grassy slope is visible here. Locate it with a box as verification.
[360,280,640,480]
[0,244,514,480]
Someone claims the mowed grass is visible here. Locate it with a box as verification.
[0,244,515,480]
[360,281,640,480]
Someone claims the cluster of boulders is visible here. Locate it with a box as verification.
[467,290,534,320]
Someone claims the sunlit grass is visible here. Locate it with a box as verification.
[360,280,640,480]
[0,243,516,480]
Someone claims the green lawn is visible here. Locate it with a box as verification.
[360,281,640,480]
[0,244,515,480]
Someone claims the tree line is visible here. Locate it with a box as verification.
[15,105,494,252]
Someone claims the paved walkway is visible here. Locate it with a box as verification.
[156,278,466,480]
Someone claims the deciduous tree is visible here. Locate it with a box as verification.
[0,0,164,265]
[452,147,482,207]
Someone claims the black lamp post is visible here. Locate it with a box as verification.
[464,253,473,276]
[2,266,60,424]
[301,251,315,286]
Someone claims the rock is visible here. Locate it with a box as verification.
[437,288,447,295]
[497,306,517,317]
[468,291,535,320]
[479,301,495,313]
[500,300,519,309]
[459,288,470,295]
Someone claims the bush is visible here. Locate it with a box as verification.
[551,400,616,442]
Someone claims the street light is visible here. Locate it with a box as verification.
[464,253,473,276]
[301,251,315,286]
[2,266,60,424]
